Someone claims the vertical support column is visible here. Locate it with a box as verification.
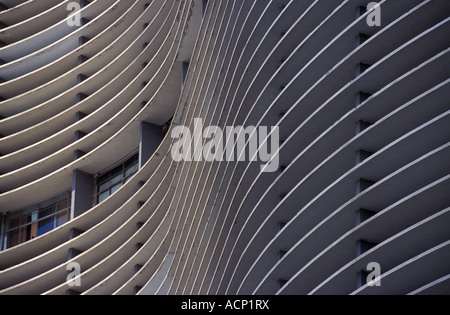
[202,0,208,15]
[356,33,370,48]
[140,122,164,168]
[182,61,190,87]
[71,169,94,219]
[356,239,379,289]
[356,62,371,77]
[74,113,88,161]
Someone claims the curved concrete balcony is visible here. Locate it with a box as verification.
[0,0,448,296]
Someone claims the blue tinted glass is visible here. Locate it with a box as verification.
[38,218,53,236]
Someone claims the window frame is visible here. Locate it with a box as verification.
[1,192,71,250]
[95,152,139,204]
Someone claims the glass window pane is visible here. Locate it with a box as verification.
[125,155,138,168]
[125,164,138,178]
[20,226,28,243]
[98,172,110,184]
[3,191,71,248]
[56,211,69,227]
[8,218,20,230]
[99,181,112,193]
[110,165,123,177]
[110,183,122,194]
[40,200,54,210]
[97,154,138,204]
[110,174,123,185]
[38,218,53,236]
[7,229,20,248]
[20,216,29,226]
[56,199,69,212]
[39,206,54,220]
[98,191,110,203]
[99,175,122,194]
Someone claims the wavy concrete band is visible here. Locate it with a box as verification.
[0,0,449,295]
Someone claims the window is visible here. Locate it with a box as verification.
[96,154,139,203]
[2,192,70,250]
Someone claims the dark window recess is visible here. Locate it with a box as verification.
[2,192,71,250]
[78,55,89,65]
[277,58,287,69]
[80,18,90,26]
[96,154,139,203]
[73,150,86,160]
[66,289,81,296]
[355,120,373,135]
[202,0,208,15]
[182,62,190,85]
[162,117,173,135]
[356,62,371,77]
[76,93,88,103]
[356,179,376,195]
[356,209,377,226]
[356,6,367,19]
[80,0,91,8]
[356,33,370,47]
[279,221,288,231]
[355,149,374,165]
[355,91,372,107]
[79,36,90,46]
[74,130,87,141]
[77,74,88,84]
[278,279,288,289]
[75,111,87,122]
[279,250,288,260]
[357,270,370,288]
[0,3,9,11]
[135,264,143,273]
[356,239,378,257]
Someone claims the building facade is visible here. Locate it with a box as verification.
[0,0,449,295]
